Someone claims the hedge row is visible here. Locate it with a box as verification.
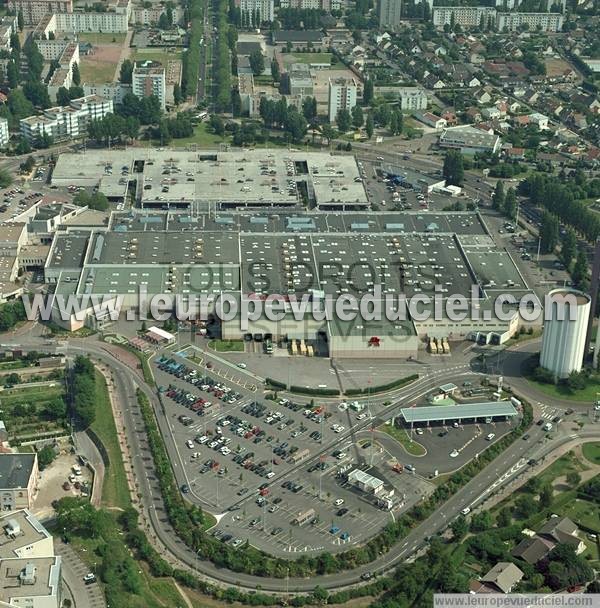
[345,374,419,397]
[265,378,340,396]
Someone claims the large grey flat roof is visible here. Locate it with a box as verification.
[0,454,36,490]
[400,401,518,423]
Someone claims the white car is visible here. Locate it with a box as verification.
[336,452,347,460]
[450,449,459,458]
[186,440,194,449]
[220,446,231,455]
[356,413,367,420]
[197,435,208,444]
[237,363,247,369]
[486,433,495,441]
[334,498,344,506]
[416,428,424,435]
[461,507,471,516]
[266,471,275,479]
[334,425,345,433]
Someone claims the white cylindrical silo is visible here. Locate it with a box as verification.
[540,288,591,379]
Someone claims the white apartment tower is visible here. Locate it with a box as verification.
[236,0,274,24]
[0,118,9,148]
[328,77,357,123]
[132,63,167,110]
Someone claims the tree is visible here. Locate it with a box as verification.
[158,11,170,29]
[566,471,581,487]
[44,398,67,420]
[539,483,553,508]
[71,62,81,86]
[492,181,505,211]
[73,190,109,211]
[119,59,133,84]
[3,373,20,387]
[231,87,242,117]
[249,50,265,76]
[572,250,588,288]
[270,58,280,83]
[23,82,51,108]
[351,104,364,129]
[17,9,24,31]
[503,187,517,219]
[470,511,493,532]
[56,86,71,106]
[389,110,403,135]
[365,113,374,140]
[561,228,577,269]
[173,83,182,105]
[363,78,374,106]
[496,507,512,528]
[514,494,537,519]
[38,445,56,470]
[301,96,317,122]
[283,107,307,143]
[336,108,351,132]
[7,61,18,89]
[539,211,559,254]
[443,150,464,186]
[23,39,44,82]
[450,515,468,540]
[0,168,12,189]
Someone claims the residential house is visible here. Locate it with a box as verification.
[511,536,554,565]
[415,112,447,130]
[474,88,492,105]
[473,562,524,594]
[538,517,586,555]
[529,112,549,130]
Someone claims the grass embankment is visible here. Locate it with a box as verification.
[380,424,427,457]
[90,370,131,511]
[208,339,244,352]
[582,442,600,465]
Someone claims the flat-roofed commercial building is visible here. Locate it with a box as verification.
[400,402,518,424]
[439,125,501,155]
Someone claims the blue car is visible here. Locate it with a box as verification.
[329,526,340,534]
[340,532,349,541]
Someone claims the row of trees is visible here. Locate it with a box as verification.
[491,181,517,219]
[181,0,203,97]
[69,355,97,428]
[213,0,232,112]
[519,173,600,242]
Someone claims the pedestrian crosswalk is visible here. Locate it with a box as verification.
[539,404,561,420]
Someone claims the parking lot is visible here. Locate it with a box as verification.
[152,350,442,554]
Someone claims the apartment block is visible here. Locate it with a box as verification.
[20,95,113,145]
[397,87,428,111]
[236,0,275,24]
[0,510,61,608]
[7,0,71,25]
[379,0,402,29]
[328,77,357,123]
[279,0,340,10]
[54,10,128,33]
[433,6,496,27]
[132,62,166,110]
[496,11,564,31]
[0,15,18,52]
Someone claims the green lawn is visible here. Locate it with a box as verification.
[90,371,131,511]
[582,442,600,465]
[77,32,127,44]
[286,52,333,65]
[168,122,229,148]
[379,424,426,456]
[564,497,600,533]
[208,339,244,352]
[525,376,600,402]
[79,58,117,84]
[133,49,183,64]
